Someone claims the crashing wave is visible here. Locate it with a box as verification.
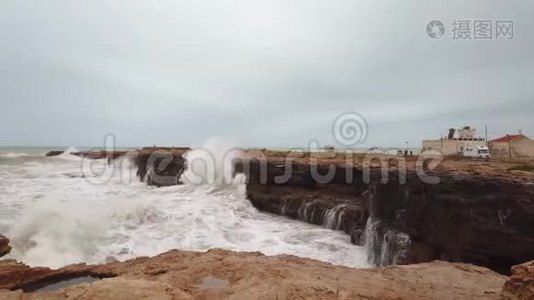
[180,137,244,191]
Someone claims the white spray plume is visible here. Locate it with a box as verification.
[7,198,111,268]
[180,137,244,188]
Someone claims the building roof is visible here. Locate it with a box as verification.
[490,134,526,143]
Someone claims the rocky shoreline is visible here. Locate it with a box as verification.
[2,234,532,299]
[235,153,534,274]
[43,148,534,274]
[29,148,534,297]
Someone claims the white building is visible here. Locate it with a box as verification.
[422,126,486,156]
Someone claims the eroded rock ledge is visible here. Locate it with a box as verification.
[0,240,510,299]
[1,234,532,299]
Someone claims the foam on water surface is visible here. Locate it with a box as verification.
[0,143,368,269]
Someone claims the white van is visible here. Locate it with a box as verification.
[463,146,491,159]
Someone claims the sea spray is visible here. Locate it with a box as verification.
[361,216,382,265]
[323,204,348,230]
[180,137,244,190]
[7,195,160,268]
[7,199,111,268]
[361,217,410,266]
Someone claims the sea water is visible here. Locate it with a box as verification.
[0,143,368,269]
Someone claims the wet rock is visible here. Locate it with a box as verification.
[400,174,534,273]
[44,151,64,157]
[0,235,11,258]
[44,150,129,159]
[350,229,363,245]
[23,276,101,292]
[0,259,107,291]
[196,277,230,289]
[236,158,534,273]
[134,147,189,187]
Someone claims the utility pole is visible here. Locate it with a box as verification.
[485,125,488,146]
[507,134,512,160]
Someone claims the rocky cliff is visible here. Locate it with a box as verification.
[133,147,189,187]
[384,171,534,273]
[235,156,534,274]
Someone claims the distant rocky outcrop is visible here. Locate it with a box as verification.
[0,235,11,258]
[44,150,129,159]
[134,147,189,187]
[44,147,190,187]
[44,151,64,157]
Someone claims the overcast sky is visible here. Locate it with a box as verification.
[1,0,533,148]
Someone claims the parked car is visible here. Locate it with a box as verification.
[385,149,403,156]
[463,146,491,159]
[368,147,384,154]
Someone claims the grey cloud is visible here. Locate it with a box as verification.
[1,0,533,147]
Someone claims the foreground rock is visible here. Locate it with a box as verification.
[502,260,534,299]
[0,249,506,299]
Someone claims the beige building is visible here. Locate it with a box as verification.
[422,126,486,156]
[489,134,534,158]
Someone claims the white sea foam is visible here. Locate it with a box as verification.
[8,198,111,268]
[0,143,368,269]
[0,152,28,158]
